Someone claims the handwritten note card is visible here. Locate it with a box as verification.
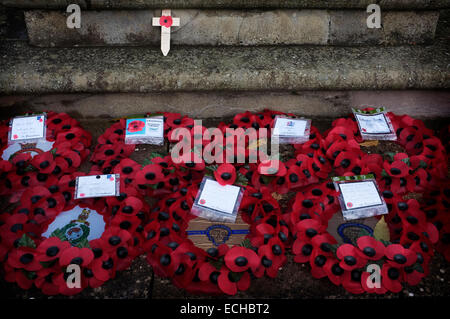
[197,179,241,215]
[75,174,119,199]
[10,115,46,141]
[355,113,392,134]
[339,181,382,210]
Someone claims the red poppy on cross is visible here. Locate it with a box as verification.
[152,9,180,56]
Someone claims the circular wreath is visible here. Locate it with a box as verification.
[136,109,330,295]
[0,173,150,295]
[288,110,448,294]
[0,112,92,202]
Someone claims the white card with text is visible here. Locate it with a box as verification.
[75,174,119,199]
[273,118,307,137]
[197,179,241,215]
[355,113,391,134]
[10,115,46,141]
[339,181,383,210]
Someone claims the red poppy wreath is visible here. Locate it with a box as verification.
[0,112,92,202]
[288,110,449,294]
[89,112,194,182]
[138,109,332,295]
[0,172,150,295]
[1,109,448,297]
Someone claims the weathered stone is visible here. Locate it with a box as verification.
[0,91,449,119]
[25,10,439,46]
[2,0,450,9]
[25,10,330,47]
[329,11,439,45]
[0,41,448,93]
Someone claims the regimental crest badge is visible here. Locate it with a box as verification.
[1,139,54,161]
[206,225,232,246]
[50,208,91,246]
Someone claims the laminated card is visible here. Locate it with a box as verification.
[191,177,244,223]
[124,116,164,145]
[9,114,46,143]
[272,115,311,144]
[333,174,388,221]
[352,107,397,141]
[75,174,120,199]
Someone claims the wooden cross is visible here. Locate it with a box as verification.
[152,9,180,56]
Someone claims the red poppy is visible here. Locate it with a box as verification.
[36,237,71,262]
[4,264,35,290]
[342,269,365,294]
[309,231,334,252]
[233,111,253,129]
[117,196,144,217]
[309,250,328,279]
[35,266,61,295]
[383,160,409,178]
[381,263,403,293]
[91,252,116,282]
[224,246,259,273]
[102,227,132,253]
[21,186,51,207]
[159,15,173,28]
[361,270,387,294]
[59,247,94,267]
[403,264,425,286]
[126,120,145,133]
[385,244,417,268]
[7,247,42,271]
[296,219,325,243]
[214,163,236,186]
[336,244,368,271]
[218,268,251,295]
[135,164,164,185]
[324,258,345,286]
[254,240,286,278]
[31,152,56,174]
[356,236,385,260]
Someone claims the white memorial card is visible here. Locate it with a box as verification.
[75,174,120,199]
[10,115,46,141]
[125,116,164,145]
[355,113,392,134]
[197,178,241,215]
[274,118,307,137]
[339,181,382,210]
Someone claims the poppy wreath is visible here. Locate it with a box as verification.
[138,109,332,295]
[288,109,449,294]
[89,112,194,184]
[0,112,92,202]
[0,171,150,295]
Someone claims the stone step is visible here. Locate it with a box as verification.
[1,91,449,120]
[2,0,450,10]
[1,41,449,94]
[25,10,439,47]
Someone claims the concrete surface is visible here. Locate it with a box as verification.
[24,10,438,47]
[1,41,449,93]
[2,0,450,9]
[1,91,449,120]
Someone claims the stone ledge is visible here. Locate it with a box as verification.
[0,41,449,94]
[1,91,449,120]
[2,0,450,9]
[25,10,439,47]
